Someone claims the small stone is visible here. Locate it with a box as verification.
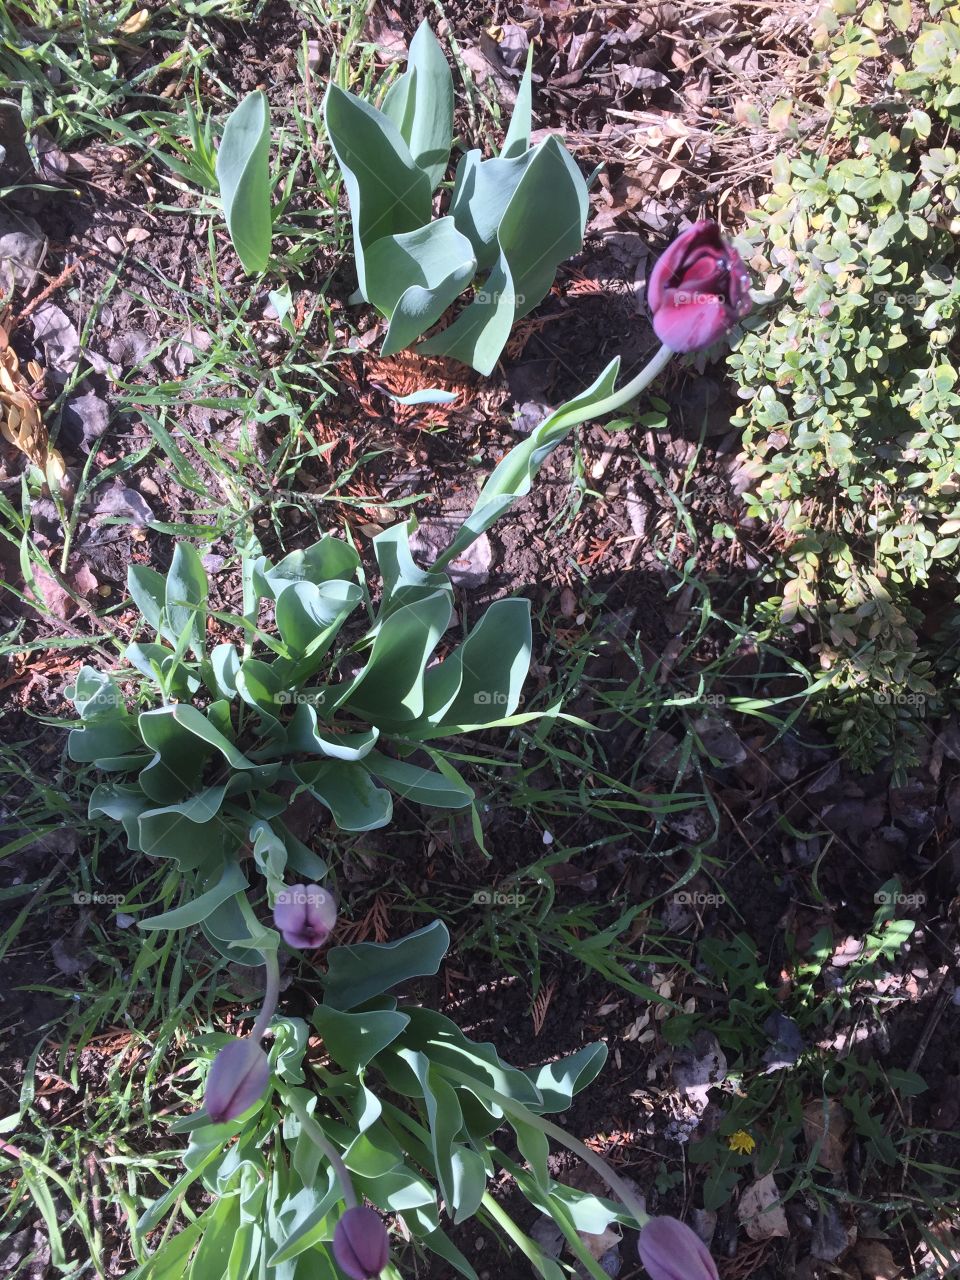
[125,227,150,244]
[106,235,124,254]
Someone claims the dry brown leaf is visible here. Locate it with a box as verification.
[854,1240,901,1280]
[579,1224,620,1261]
[118,8,150,34]
[737,1174,789,1241]
[658,166,683,192]
[803,1098,849,1172]
[0,340,64,489]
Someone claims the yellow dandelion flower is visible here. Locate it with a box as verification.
[728,1129,756,1155]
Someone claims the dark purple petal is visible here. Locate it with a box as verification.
[652,293,731,354]
[333,1205,390,1279]
[647,220,752,352]
[273,882,337,949]
[205,1038,270,1122]
[648,221,725,311]
[638,1216,719,1280]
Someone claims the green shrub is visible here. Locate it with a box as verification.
[728,0,960,773]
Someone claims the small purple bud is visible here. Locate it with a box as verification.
[273,882,337,949]
[638,1216,719,1280]
[205,1037,270,1123]
[333,1205,390,1279]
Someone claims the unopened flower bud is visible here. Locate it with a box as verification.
[648,221,752,353]
[273,882,337,949]
[638,1216,719,1280]
[205,1037,270,1123]
[333,1205,390,1279]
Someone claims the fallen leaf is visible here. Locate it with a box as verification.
[811,1203,851,1261]
[0,209,44,293]
[672,1029,727,1104]
[831,935,865,966]
[855,1240,902,1280]
[62,391,110,449]
[92,481,155,527]
[0,342,65,488]
[737,1174,789,1241]
[579,1223,620,1261]
[803,1098,849,1172]
[118,8,150,35]
[32,301,80,381]
[31,565,76,620]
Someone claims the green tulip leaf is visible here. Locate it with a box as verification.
[165,543,208,660]
[363,750,474,808]
[381,20,454,191]
[364,218,477,355]
[138,859,248,931]
[324,920,450,1010]
[293,759,392,831]
[312,1006,411,1072]
[420,597,531,733]
[420,136,588,374]
[434,356,621,567]
[339,588,452,725]
[215,90,272,274]
[286,703,379,761]
[323,83,433,300]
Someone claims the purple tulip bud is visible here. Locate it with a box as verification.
[333,1205,390,1279]
[638,1216,719,1280]
[648,220,752,353]
[273,882,337,949]
[205,1037,270,1123]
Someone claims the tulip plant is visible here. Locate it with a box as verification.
[136,895,710,1280]
[323,21,589,373]
[72,220,749,1279]
[67,518,537,968]
[432,221,751,568]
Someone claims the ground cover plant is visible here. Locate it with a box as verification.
[0,2,959,1279]
[730,0,960,775]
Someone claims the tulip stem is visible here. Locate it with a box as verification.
[440,1068,648,1228]
[480,1192,562,1278]
[251,947,281,1043]
[283,1088,359,1209]
[572,342,674,428]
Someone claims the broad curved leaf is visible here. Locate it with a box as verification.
[420,136,588,373]
[324,920,450,1010]
[216,90,272,274]
[381,20,454,191]
[139,860,248,931]
[293,759,392,831]
[324,83,432,300]
[364,218,476,355]
[363,750,474,808]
